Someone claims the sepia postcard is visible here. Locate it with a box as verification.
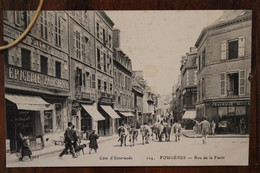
[3,10,251,167]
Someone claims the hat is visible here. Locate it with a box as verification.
[68,122,73,127]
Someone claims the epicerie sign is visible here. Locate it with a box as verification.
[8,66,69,90]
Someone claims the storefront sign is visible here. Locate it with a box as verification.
[31,37,51,53]
[100,97,113,103]
[212,101,250,107]
[8,66,69,90]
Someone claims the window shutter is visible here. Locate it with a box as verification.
[221,40,227,60]
[31,52,36,71]
[220,73,226,96]
[72,31,76,57]
[239,70,246,95]
[47,58,51,76]
[238,36,245,58]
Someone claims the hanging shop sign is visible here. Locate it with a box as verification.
[8,65,69,90]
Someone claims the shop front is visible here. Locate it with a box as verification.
[212,100,250,134]
[5,94,50,152]
[100,105,121,135]
[119,111,136,126]
[81,103,105,136]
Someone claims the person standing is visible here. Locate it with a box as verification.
[89,130,99,154]
[195,117,210,144]
[173,121,181,142]
[211,120,216,136]
[59,122,77,158]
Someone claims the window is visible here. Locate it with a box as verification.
[110,83,112,92]
[104,53,107,72]
[103,28,106,44]
[86,72,91,88]
[82,37,89,62]
[109,34,112,48]
[55,61,61,78]
[75,67,82,86]
[40,11,48,39]
[97,48,101,70]
[221,37,245,60]
[104,81,107,92]
[44,110,53,133]
[198,55,201,70]
[228,40,238,59]
[91,74,96,89]
[98,79,101,91]
[40,55,48,75]
[21,48,31,70]
[227,73,239,96]
[198,81,200,101]
[14,11,22,26]
[220,73,226,96]
[96,22,100,39]
[76,31,81,59]
[202,49,205,67]
[55,104,62,132]
[55,13,61,47]
[83,73,86,87]
[3,11,7,20]
[24,11,32,27]
[202,78,206,99]
[109,57,112,75]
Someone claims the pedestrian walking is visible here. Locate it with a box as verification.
[59,122,77,158]
[16,128,24,158]
[89,130,99,154]
[211,120,216,136]
[19,137,32,161]
[195,117,210,144]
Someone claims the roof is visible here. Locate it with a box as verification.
[195,10,252,47]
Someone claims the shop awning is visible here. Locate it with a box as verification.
[182,110,196,119]
[81,104,105,121]
[5,94,50,111]
[120,112,136,117]
[100,105,121,119]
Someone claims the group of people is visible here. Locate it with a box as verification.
[59,122,99,158]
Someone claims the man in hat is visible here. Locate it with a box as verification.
[59,122,77,158]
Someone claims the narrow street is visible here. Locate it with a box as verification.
[8,133,249,167]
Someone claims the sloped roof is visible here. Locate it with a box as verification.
[195,10,252,47]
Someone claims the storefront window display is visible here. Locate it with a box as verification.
[44,110,53,133]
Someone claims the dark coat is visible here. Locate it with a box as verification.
[89,133,99,149]
[64,127,74,143]
[21,140,32,156]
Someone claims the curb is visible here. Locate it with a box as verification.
[183,133,249,138]
[7,135,118,164]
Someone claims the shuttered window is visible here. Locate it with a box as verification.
[22,48,31,70]
[221,41,227,60]
[91,74,96,89]
[75,31,81,59]
[40,11,48,39]
[97,48,101,70]
[239,70,246,95]
[221,36,245,60]
[55,13,61,47]
[220,73,226,96]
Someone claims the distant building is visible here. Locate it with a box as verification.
[195,10,252,134]
[113,29,135,127]
[180,47,197,129]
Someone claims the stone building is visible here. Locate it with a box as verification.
[112,29,135,127]
[4,11,70,152]
[180,47,197,129]
[195,10,252,134]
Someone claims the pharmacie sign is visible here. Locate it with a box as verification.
[8,66,69,90]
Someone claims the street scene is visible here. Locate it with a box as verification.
[3,10,251,167]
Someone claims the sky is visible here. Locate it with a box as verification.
[105,11,223,95]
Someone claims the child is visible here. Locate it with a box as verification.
[19,137,32,161]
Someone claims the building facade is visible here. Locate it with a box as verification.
[195,10,252,134]
[112,29,135,127]
[4,11,70,152]
[180,47,197,129]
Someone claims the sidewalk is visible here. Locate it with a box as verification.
[6,134,118,165]
[182,130,249,138]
